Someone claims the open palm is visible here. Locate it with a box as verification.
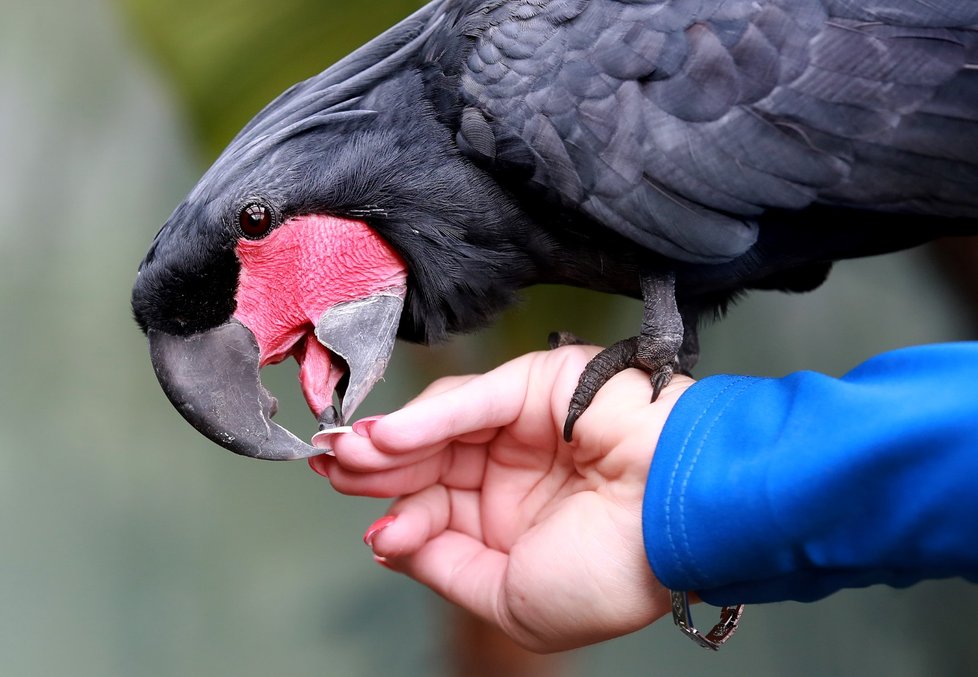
[312,347,692,651]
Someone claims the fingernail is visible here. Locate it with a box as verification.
[308,456,330,479]
[311,427,352,450]
[363,515,396,547]
[373,554,394,571]
[352,415,384,438]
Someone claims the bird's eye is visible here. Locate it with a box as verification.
[238,203,273,238]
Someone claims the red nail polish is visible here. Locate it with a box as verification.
[353,415,384,437]
[308,456,330,479]
[363,515,396,547]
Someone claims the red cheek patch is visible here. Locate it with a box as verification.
[232,215,407,414]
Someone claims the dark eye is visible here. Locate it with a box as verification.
[238,203,273,238]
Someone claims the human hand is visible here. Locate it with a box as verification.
[309,346,694,652]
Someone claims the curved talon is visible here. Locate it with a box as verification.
[562,337,637,442]
[562,410,581,443]
[650,358,679,402]
[563,336,684,440]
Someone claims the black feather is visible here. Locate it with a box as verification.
[134,0,978,352]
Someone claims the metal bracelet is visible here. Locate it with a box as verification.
[670,590,744,650]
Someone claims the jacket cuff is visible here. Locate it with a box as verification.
[642,374,789,605]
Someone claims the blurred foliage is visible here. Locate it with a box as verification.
[117,0,425,156]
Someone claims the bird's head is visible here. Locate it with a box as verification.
[131,117,412,460]
[131,8,435,461]
[132,4,539,460]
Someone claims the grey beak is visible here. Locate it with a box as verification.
[148,321,319,460]
[147,287,406,461]
[314,287,405,424]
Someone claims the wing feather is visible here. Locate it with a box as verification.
[452,0,978,262]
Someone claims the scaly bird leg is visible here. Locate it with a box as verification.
[677,302,700,377]
[562,272,684,442]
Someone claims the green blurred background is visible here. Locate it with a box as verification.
[2,0,976,674]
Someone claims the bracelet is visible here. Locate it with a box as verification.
[670,590,744,650]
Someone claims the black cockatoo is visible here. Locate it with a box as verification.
[132,0,978,460]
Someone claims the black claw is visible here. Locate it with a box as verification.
[650,358,679,402]
[562,337,637,441]
[562,410,580,443]
[650,368,674,402]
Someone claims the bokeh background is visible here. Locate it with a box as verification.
[2,0,976,675]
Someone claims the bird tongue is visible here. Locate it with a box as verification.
[293,332,345,422]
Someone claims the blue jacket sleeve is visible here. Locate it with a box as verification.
[643,342,978,607]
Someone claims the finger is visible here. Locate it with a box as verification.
[329,412,498,473]
[405,373,477,403]
[369,353,543,453]
[325,374,477,466]
[367,484,451,558]
[330,431,450,473]
[318,453,447,498]
[327,444,489,500]
[390,530,509,630]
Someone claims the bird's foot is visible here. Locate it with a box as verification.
[562,334,680,442]
[560,271,689,443]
